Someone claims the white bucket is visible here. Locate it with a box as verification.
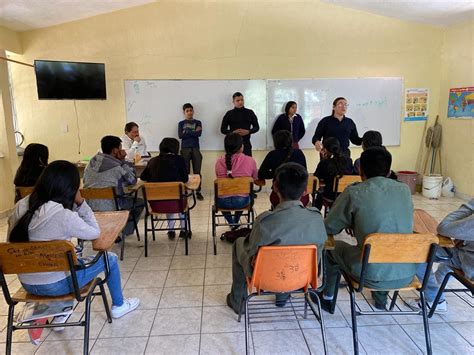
[422,175,443,199]
[442,177,455,197]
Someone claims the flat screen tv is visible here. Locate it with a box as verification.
[34,60,106,100]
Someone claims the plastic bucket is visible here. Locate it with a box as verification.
[422,175,443,199]
[441,177,455,197]
[397,171,418,194]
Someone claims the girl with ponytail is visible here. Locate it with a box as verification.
[314,137,351,210]
[258,130,308,207]
[8,160,140,319]
[215,133,257,228]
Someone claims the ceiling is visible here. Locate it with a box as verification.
[0,0,156,32]
[322,0,474,27]
[0,0,472,32]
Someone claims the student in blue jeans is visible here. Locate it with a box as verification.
[215,133,257,227]
[408,199,474,313]
[8,161,139,327]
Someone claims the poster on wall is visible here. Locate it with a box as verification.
[448,87,474,119]
[404,88,428,121]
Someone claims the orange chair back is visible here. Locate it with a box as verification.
[15,186,34,200]
[363,233,438,264]
[334,175,362,193]
[248,245,318,295]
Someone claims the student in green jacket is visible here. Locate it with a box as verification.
[321,147,414,311]
[227,162,327,314]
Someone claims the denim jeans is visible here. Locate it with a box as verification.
[22,252,124,306]
[167,213,185,230]
[217,196,250,225]
[416,248,462,303]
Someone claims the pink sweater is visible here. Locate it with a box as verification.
[215,153,257,197]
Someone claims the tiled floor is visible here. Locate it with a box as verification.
[0,192,472,354]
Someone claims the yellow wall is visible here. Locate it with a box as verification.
[0,26,21,215]
[8,1,466,198]
[437,19,474,198]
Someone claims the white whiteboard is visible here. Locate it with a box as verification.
[124,80,267,151]
[124,78,402,151]
[266,78,403,149]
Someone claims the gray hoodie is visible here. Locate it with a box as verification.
[437,199,474,279]
[83,153,137,211]
[8,197,100,285]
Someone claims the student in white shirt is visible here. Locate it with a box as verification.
[121,122,149,161]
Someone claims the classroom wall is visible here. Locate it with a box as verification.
[437,19,474,198]
[8,1,449,194]
[0,26,21,215]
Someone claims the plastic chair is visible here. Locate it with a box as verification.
[334,233,438,355]
[238,245,327,355]
[143,182,195,256]
[80,187,140,260]
[333,175,362,193]
[0,241,112,355]
[211,177,255,255]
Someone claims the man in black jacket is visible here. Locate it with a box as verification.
[221,92,260,156]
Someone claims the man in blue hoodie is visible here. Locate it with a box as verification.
[83,135,144,236]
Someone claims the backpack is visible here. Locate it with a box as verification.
[220,227,252,243]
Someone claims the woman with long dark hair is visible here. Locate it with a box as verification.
[14,143,49,187]
[314,137,351,210]
[259,130,308,207]
[312,97,362,166]
[215,133,257,227]
[8,161,139,320]
[271,101,306,148]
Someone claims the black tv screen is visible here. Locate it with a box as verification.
[34,60,106,100]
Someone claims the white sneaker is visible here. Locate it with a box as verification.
[405,298,448,314]
[111,297,140,319]
[51,314,70,332]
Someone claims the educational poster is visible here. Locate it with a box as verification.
[404,88,428,121]
[448,87,474,119]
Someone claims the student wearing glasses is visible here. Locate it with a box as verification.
[312,97,362,170]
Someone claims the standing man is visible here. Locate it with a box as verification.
[121,122,149,162]
[221,92,260,156]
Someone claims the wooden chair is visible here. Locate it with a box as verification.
[238,245,327,355]
[14,186,34,201]
[334,175,362,193]
[306,175,319,207]
[80,187,140,260]
[0,241,112,355]
[428,266,473,318]
[211,177,255,255]
[336,233,438,355]
[142,182,194,257]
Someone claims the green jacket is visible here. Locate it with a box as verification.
[325,176,415,282]
[236,200,327,277]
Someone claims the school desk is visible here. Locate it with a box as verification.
[413,209,455,248]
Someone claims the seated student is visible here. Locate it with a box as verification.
[121,122,149,162]
[14,143,49,187]
[8,161,139,320]
[83,136,144,237]
[178,103,204,201]
[353,131,397,180]
[321,147,414,311]
[313,137,350,210]
[408,199,474,313]
[141,138,189,239]
[258,130,308,207]
[215,133,257,228]
[226,162,327,313]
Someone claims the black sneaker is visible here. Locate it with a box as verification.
[196,192,204,201]
[178,231,189,239]
[167,231,176,240]
[310,292,335,314]
[275,293,290,307]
